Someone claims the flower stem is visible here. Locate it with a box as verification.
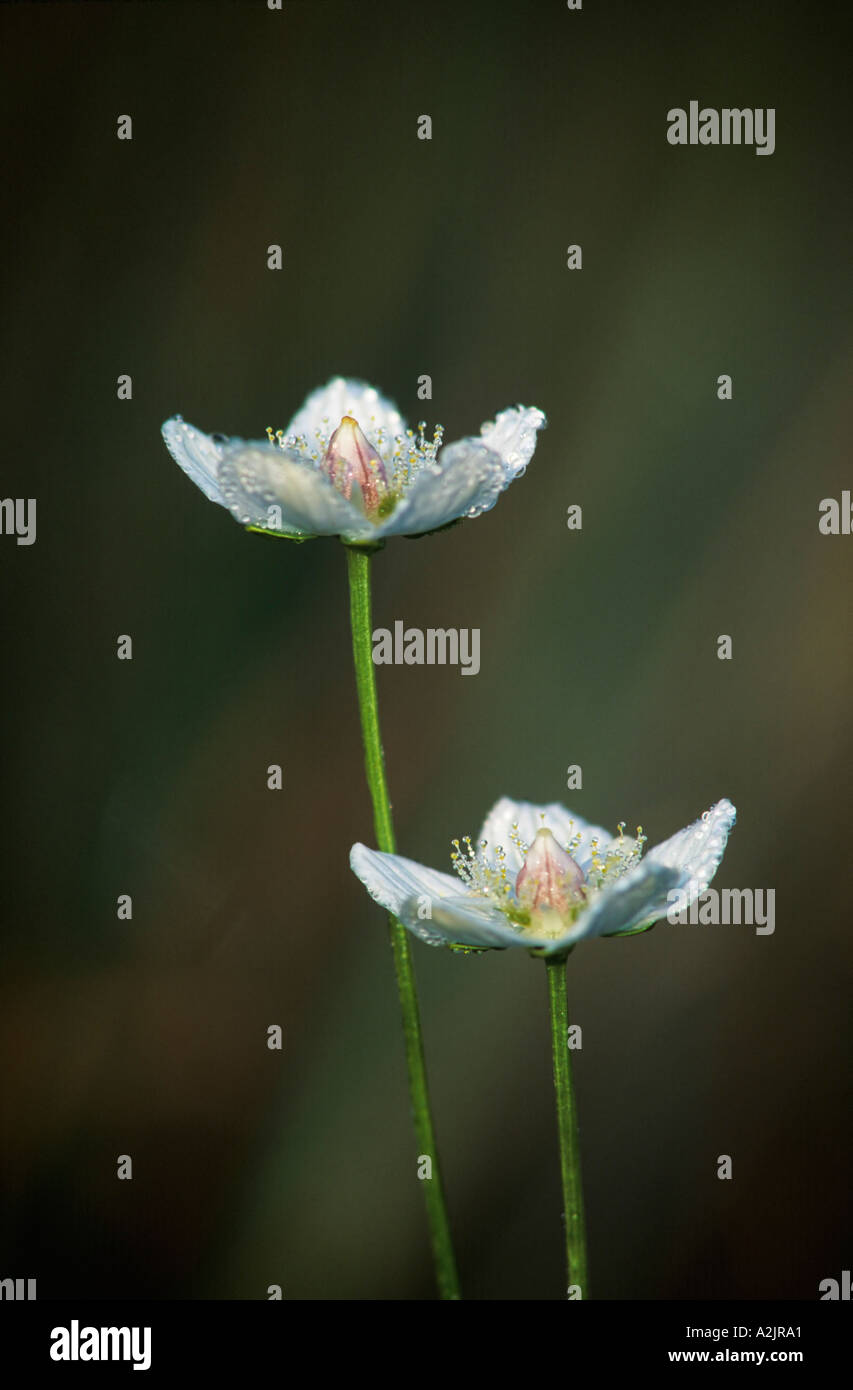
[545,954,589,1298]
[345,545,461,1301]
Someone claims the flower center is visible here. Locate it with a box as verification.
[321,415,389,517]
[515,828,585,915]
[450,816,649,942]
[266,414,445,520]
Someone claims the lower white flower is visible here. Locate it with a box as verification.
[162,377,546,543]
[350,796,736,955]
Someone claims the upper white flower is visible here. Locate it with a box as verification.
[350,796,736,956]
[162,377,546,543]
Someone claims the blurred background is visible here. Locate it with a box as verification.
[1,0,851,1300]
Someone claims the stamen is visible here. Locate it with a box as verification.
[586,818,646,889]
[267,410,446,508]
[448,809,652,943]
[450,835,513,902]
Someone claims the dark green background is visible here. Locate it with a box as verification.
[1,0,850,1299]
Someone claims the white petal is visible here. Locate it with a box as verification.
[162,417,228,506]
[477,797,613,878]
[217,442,373,538]
[403,896,527,949]
[479,405,546,480]
[286,377,407,446]
[378,439,507,537]
[350,844,521,949]
[565,860,685,945]
[644,799,737,902]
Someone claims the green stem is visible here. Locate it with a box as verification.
[546,955,589,1298]
[346,545,461,1301]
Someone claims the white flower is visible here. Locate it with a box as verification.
[350,796,736,955]
[162,377,546,543]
